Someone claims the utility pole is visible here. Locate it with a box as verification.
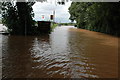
[53,0,56,23]
[53,10,55,23]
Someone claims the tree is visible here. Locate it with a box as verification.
[1,1,35,35]
[0,0,69,35]
[16,2,35,35]
[69,2,120,36]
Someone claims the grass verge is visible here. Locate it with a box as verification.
[51,23,58,29]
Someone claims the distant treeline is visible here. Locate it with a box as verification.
[59,23,75,26]
[69,2,120,36]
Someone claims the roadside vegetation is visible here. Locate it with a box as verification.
[1,1,119,36]
[0,0,67,35]
[69,2,120,36]
[0,19,2,24]
[1,2,35,35]
[58,23,76,26]
[51,23,58,29]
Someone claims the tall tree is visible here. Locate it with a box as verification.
[69,2,120,36]
[16,2,35,35]
[1,1,35,35]
[0,0,71,35]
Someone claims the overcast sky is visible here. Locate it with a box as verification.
[32,1,72,23]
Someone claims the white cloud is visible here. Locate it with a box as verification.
[32,1,72,23]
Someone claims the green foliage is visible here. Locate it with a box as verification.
[59,23,75,26]
[1,2,35,35]
[69,2,120,36]
[0,0,69,35]
[51,23,58,29]
[0,19,2,24]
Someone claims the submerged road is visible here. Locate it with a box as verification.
[1,26,118,78]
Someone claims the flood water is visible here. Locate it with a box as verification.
[1,26,118,78]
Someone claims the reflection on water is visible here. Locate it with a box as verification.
[2,26,118,78]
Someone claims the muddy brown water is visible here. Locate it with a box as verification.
[1,26,118,78]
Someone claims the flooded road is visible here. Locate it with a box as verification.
[1,26,118,78]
